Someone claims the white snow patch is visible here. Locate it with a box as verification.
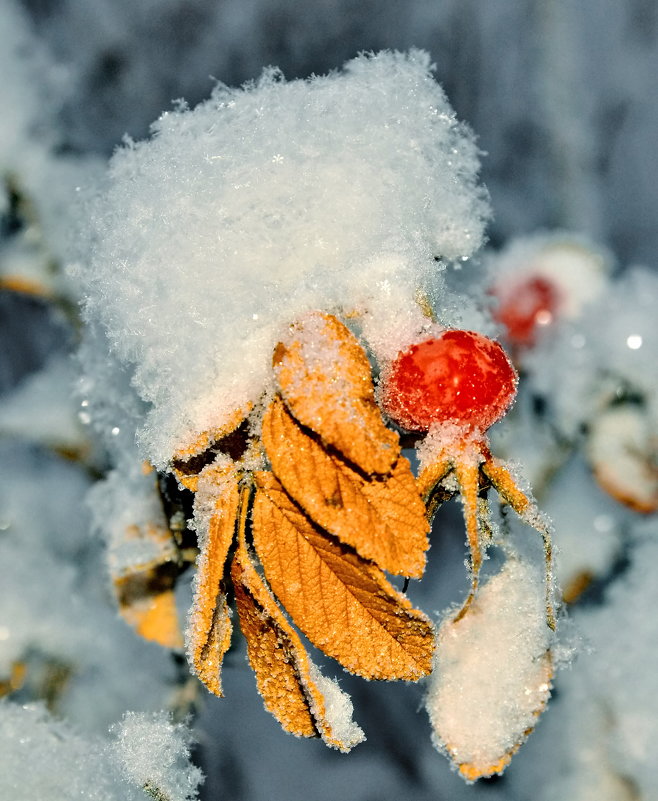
[427,556,553,780]
[75,49,489,467]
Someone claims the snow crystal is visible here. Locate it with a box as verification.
[111,711,203,801]
[0,703,202,801]
[427,556,553,781]
[75,49,489,467]
[307,663,366,751]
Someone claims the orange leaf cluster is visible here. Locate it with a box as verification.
[175,312,433,749]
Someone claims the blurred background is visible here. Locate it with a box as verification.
[1,1,657,799]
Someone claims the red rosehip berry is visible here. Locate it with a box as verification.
[493,275,560,347]
[382,330,517,433]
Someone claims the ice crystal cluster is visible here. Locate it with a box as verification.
[75,50,489,467]
[0,704,202,801]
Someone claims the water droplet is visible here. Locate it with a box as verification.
[626,334,643,350]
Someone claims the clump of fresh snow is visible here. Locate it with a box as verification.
[111,711,203,801]
[0,2,56,169]
[75,49,489,467]
[0,355,88,456]
[307,663,366,751]
[427,556,553,781]
[0,703,202,801]
[0,1,103,275]
[586,402,658,514]
[86,460,173,577]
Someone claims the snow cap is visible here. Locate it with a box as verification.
[77,50,489,466]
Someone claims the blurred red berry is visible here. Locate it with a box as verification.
[493,275,561,346]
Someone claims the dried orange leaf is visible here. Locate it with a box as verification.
[262,396,429,577]
[586,405,658,513]
[118,588,183,649]
[185,466,239,696]
[232,519,365,751]
[273,312,399,475]
[171,407,251,492]
[0,275,55,299]
[113,524,183,649]
[252,472,434,680]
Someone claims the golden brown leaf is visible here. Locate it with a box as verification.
[115,581,183,649]
[114,524,183,649]
[232,511,365,751]
[262,396,429,577]
[171,406,251,492]
[0,662,27,697]
[185,465,239,696]
[252,472,434,680]
[273,312,399,475]
[0,275,55,299]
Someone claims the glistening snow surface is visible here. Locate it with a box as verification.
[76,50,489,466]
[0,704,202,801]
[427,557,552,778]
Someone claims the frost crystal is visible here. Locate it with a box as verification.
[75,49,489,466]
[111,711,203,801]
[0,703,202,801]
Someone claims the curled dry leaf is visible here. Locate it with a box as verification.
[586,405,658,514]
[171,406,252,492]
[273,312,399,475]
[252,471,434,680]
[262,396,429,577]
[113,523,184,649]
[232,509,365,751]
[119,312,440,749]
[427,557,553,782]
[185,464,239,696]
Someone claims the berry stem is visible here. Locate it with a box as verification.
[481,455,556,631]
[451,458,485,623]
